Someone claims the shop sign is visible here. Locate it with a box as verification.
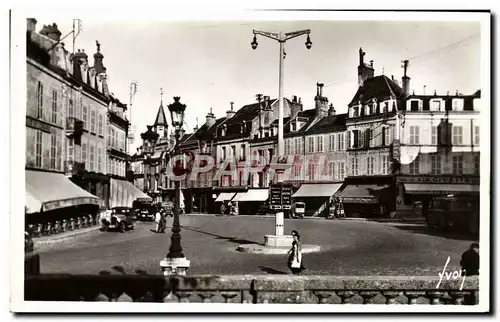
[397,175,480,185]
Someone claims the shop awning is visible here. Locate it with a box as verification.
[233,189,269,202]
[292,183,342,198]
[110,179,152,208]
[338,184,389,204]
[25,170,99,214]
[215,192,236,202]
[404,183,480,195]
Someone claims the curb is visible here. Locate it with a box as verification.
[34,226,101,245]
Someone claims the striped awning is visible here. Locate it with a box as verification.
[404,183,480,195]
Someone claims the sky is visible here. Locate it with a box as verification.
[24,11,482,153]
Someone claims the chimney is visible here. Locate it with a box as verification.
[93,40,106,74]
[193,117,199,132]
[205,107,216,127]
[357,48,374,87]
[27,18,37,33]
[39,23,62,42]
[226,101,236,118]
[314,83,328,118]
[292,95,297,103]
[328,103,336,116]
[401,60,410,96]
[290,95,303,119]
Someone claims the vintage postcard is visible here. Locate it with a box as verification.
[9,5,491,314]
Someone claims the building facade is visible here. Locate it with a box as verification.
[337,48,481,218]
[26,18,148,223]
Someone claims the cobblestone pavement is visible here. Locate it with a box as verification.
[36,215,476,276]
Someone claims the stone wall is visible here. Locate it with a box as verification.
[25,274,479,305]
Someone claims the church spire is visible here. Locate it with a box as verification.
[154,88,168,127]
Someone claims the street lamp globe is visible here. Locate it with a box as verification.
[305,34,312,49]
[251,35,258,50]
[168,97,186,131]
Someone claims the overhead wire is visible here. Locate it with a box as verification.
[322,33,480,88]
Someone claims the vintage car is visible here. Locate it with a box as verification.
[136,208,154,221]
[101,207,136,232]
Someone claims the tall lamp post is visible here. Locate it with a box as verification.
[251,29,312,162]
[251,29,312,246]
[160,96,190,275]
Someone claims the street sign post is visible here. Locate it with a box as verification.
[270,184,282,210]
[269,183,293,210]
[282,185,292,210]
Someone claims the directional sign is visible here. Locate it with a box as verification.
[270,184,282,210]
[281,185,293,210]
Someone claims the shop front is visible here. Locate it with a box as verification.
[25,170,100,226]
[232,188,269,215]
[213,187,248,215]
[110,178,153,209]
[396,175,480,218]
[336,176,396,218]
[292,183,343,217]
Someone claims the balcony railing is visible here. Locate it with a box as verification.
[65,117,84,138]
[24,275,479,305]
[64,161,85,177]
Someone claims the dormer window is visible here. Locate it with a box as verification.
[452,98,464,111]
[430,99,442,112]
[408,99,420,112]
[353,106,359,117]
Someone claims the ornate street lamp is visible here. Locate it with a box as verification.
[141,125,159,194]
[160,96,190,275]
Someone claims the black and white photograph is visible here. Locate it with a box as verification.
[8,4,491,314]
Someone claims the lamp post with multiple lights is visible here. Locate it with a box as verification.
[251,29,312,246]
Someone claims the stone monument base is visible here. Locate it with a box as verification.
[160,257,191,276]
[264,234,293,247]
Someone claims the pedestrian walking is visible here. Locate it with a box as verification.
[461,242,479,276]
[160,209,167,233]
[155,207,162,233]
[287,230,304,275]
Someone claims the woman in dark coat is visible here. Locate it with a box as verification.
[287,230,304,275]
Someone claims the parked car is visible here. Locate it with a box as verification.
[291,202,305,219]
[136,208,154,221]
[101,207,136,232]
[162,202,174,217]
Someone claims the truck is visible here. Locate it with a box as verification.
[425,195,479,236]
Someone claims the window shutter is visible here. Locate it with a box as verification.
[365,130,371,148]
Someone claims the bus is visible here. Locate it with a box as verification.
[426,195,479,236]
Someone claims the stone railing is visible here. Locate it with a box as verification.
[24,275,479,304]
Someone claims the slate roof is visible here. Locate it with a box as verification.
[283,109,318,137]
[223,99,278,127]
[348,75,404,107]
[182,117,227,146]
[306,113,347,134]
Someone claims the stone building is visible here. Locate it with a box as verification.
[26,18,149,225]
[336,48,481,218]
[25,19,100,224]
